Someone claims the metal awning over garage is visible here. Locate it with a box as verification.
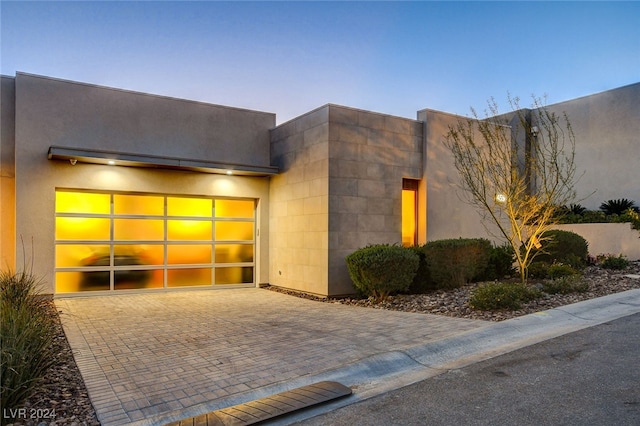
[48,145,279,176]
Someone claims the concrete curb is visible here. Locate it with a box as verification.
[135,289,640,426]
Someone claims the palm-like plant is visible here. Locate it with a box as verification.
[599,198,639,215]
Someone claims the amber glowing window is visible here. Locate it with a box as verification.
[56,217,111,240]
[168,197,212,217]
[215,244,254,263]
[55,245,110,268]
[215,221,254,241]
[56,191,111,214]
[168,220,212,241]
[215,266,253,285]
[113,244,165,265]
[402,179,419,247]
[55,190,256,293]
[114,194,164,216]
[114,219,164,241]
[215,199,254,218]
[167,245,212,264]
[167,268,212,287]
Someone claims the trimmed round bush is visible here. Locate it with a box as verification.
[478,244,515,281]
[533,230,589,269]
[346,244,419,300]
[422,238,492,289]
[407,245,431,294]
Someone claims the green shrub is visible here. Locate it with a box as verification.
[617,208,640,230]
[533,230,588,269]
[546,263,579,280]
[469,282,541,310]
[542,276,589,295]
[527,261,550,279]
[346,244,419,300]
[581,210,607,223]
[422,238,492,289]
[478,243,515,281]
[407,245,431,294]
[600,254,630,270]
[1,270,56,413]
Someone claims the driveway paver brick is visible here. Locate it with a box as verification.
[56,288,489,425]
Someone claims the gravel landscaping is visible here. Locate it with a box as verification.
[268,261,640,322]
[9,261,640,426]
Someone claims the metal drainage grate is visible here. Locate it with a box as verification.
[164,381,352,426]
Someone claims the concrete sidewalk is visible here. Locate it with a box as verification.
[55,288,640,426]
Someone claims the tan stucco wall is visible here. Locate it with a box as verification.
[270,105,423,297]
[269,106,330,295]
[553,223,640,261]
[546,83,640,210]
[327,106,423,295]
[13,73,275,294]
[419,109,502,243]
[1,76,16,269]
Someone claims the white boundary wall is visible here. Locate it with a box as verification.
[552,223,640,261]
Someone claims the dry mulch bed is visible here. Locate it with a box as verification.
[8,262,640,425]
[267,262,640,322]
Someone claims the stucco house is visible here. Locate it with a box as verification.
[1,73,638,297]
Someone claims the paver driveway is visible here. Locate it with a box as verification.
[56,289,490,425]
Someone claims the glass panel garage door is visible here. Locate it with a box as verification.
[55,190,255,293]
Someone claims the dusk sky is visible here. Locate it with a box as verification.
[2,1,639,124]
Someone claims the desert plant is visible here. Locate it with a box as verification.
[599,254,630,270]
[346,244,419,300]
[600,198,639,216]
[444,95,579,285]
[546,263,579,280]
[1,269,56,413]
[422,238,492,289]
[567,203,587,215]
[531,230,588,269]
[469,281,541,310]
[478,243,515,281]
[541,275,588,295]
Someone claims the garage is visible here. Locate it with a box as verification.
[55,190,256,294]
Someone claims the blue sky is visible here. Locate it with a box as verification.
[2,1,639,123]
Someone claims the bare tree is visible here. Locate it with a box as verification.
[445,96,578,284]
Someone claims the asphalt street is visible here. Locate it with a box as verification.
[295,312,640,426]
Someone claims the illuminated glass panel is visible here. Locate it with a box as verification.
[168,220,212,241]
[56,245,110,268]
[113,244,164,265]
[215,267,253,285]
[402,188,417,247]
[114,269,162,290]
[215,244,254,263]
[215,199,255,218]
[114,219,164,241]
[167,268,212,287]
[215,221,253,241]
[114,194,164,216]
[56,271,110,293]
[56,191,110,214]
[55,191,256,293]
[56,217,110,241]
[167,244,212,264]
[167,197,212,217]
